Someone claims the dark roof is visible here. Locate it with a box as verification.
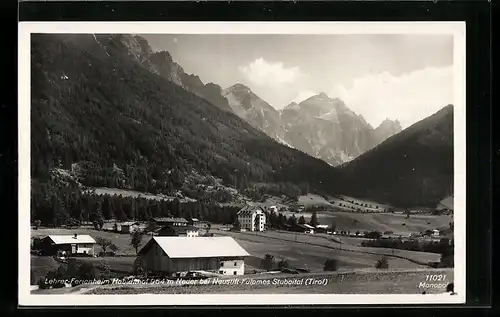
[296,224,315,230]
[157,225,199,235]
[237,205,263,216]
[152,217,188,223]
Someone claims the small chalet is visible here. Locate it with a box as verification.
[138,236,250,276]
[156,224,199,237]
[39,234,97,256]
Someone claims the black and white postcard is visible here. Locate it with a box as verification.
[18,22,466,305]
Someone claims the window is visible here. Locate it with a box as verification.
[233,271,237,275]
[234,262,237,266]
[219,270,224,274]
[220,262,224,267]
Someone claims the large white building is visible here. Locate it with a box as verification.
[237,205,266,232]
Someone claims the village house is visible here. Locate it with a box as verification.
[137,236,250,276]
[38,234,97,256]
[315,224,330,233]
[149,217,188,231]
[119,221,140,233]
[268,205,278,213]
[237,205,266,232]
[156,224,199,237]
[188,217,210,233]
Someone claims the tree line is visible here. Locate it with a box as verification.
[31,179,240,227]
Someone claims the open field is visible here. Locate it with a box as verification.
[297,194,334,207]
[214,229,437,271]
[88,187,196,203]
[81,268,454,295]
[220,229,441,262]
[280,211,453,235]
[30,255,61,284]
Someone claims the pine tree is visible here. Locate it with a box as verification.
[309,211,318,227]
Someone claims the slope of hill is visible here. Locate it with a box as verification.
[31,34,340,198]
[338,105,454,207]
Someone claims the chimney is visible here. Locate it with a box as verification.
[73,233,77,239]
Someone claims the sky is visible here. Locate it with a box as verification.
[143,34,454,128]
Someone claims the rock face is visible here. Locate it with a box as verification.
[223,83,284,141]
[280,93,380,166]
[374,118,403,144]
[222,87,403,166]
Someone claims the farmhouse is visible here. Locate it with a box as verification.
[156,225,199,237]
[138,236,250,276]
[120,221,140,233]
[39,234,97,256]
[150,217,188,228]
[290,223,315,234]
[188,217,210,232]
[237,205,266,232]
[315,224,329,233]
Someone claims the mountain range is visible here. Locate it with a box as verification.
[105,35,402,166]
[30,34,453,208]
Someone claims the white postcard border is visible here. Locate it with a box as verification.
[18,21,466,306]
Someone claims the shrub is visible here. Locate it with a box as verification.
[132,257,145,276]
[98,262,111,279]
[37,278,50,289]
[33,220,41,230]
[278,259,289,270]
[130,230,144,254]
[261,254,275,271]
[365,231,382,239]
[77,262,96,280]
[375,257,389,269]
[324,258,339,271]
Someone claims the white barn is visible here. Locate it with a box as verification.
[237,205,266,232]
[138,236,250,276]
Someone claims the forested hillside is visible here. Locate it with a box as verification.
[338,105,454,207]
[31,34,340,225]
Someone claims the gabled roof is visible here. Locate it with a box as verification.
[296,224,315,230]
[237,205,263,217]
[120,221,140,226]
[47,234,96,245]
[139,236,250,258]
[157,225,199,235]
[152,217,188,223]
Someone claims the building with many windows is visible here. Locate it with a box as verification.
[237,205,266,232]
